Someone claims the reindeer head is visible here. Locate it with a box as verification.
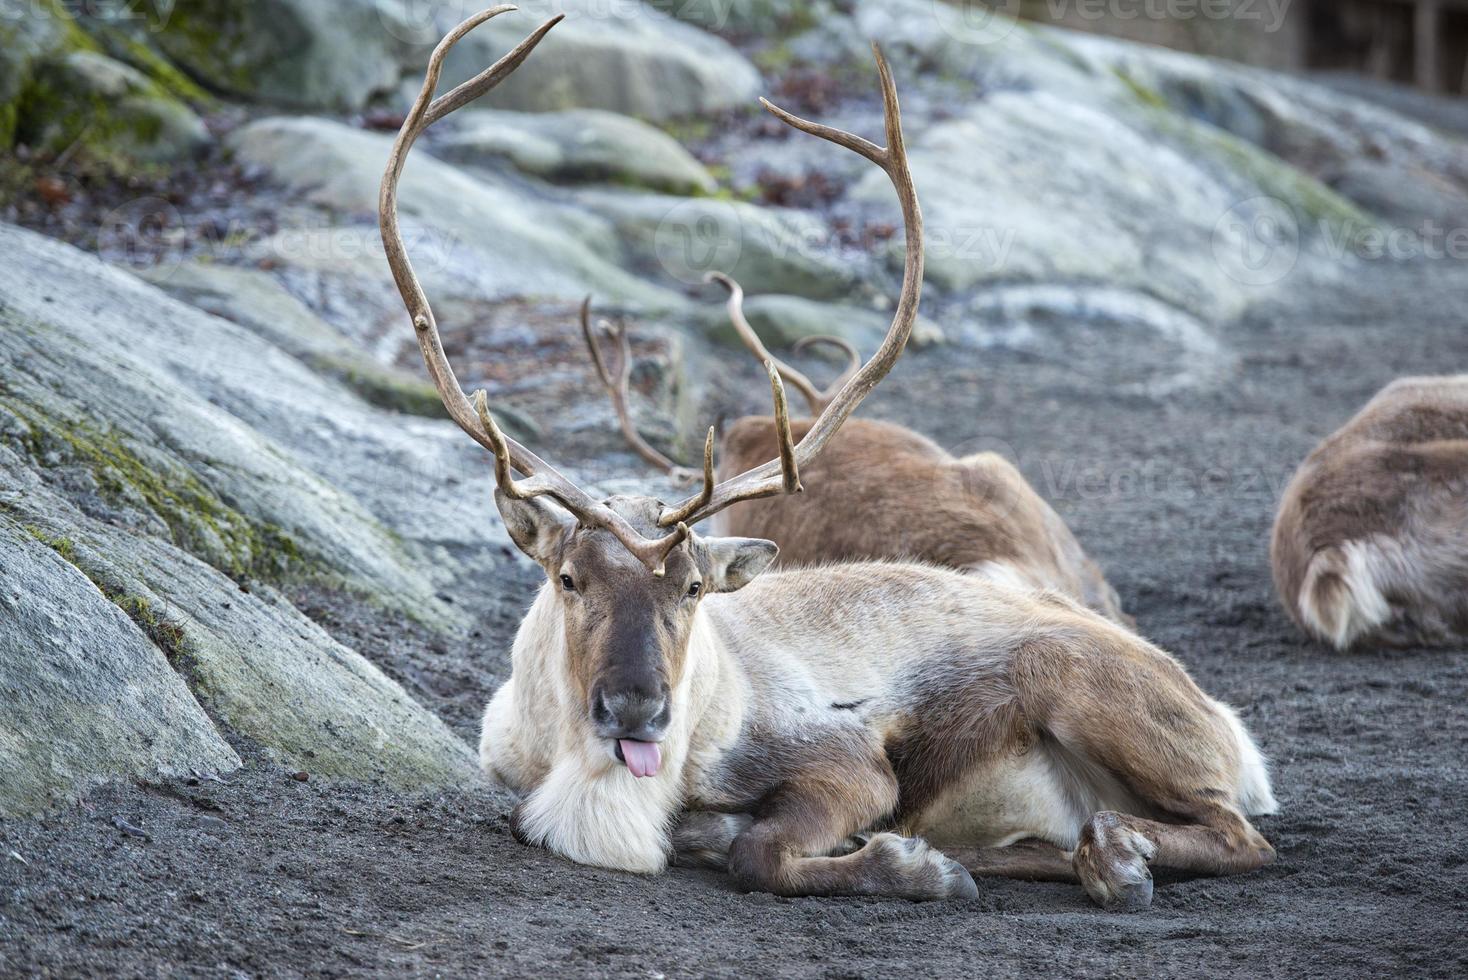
[380,6,922,778]
[497,492,774,773]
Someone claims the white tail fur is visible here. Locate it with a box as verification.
[1297,542,1392,651]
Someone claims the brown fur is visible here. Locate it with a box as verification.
[1271,375,1468,649]
[715,416,1131,625]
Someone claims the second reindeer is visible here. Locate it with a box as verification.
[584,272,1131,626]
[383,7,1278,911]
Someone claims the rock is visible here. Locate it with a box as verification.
[957,284,1234,397]
[432,0,761,121]
[151,0,416,111]
[2,474,480,795]
[0,223,514,808]
[578,189,859,300]
[228,116,678,310]
[138,261,459,421]
[835,0,1373,323]
[692,291,943,351]
[0,8,205,168]
[0,515,240,818]
[437,108,717,195]
[0,4,71,144]
[24,50,208,166]
[0,225,455,622]
[660,0,812,35]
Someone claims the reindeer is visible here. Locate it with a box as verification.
[1272,375,1468,650]
[382,7,1277,911]
[582,276,1130,626]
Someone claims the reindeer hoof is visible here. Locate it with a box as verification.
[1074,812,1157,913]
[942,856,980,900]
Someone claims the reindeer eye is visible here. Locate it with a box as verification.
[687,581,702,598]
[560,574,576,592]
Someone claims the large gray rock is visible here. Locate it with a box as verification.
[437,108,717,195]
[578,189,860,300]
[228,116,678,311]
[432,0,761,121]
[0,223,511,807]
[137,261,464,421]
[2,479,478,792]
[0,515,240,818]
[842,0,1371,324]
[151,0,415,111]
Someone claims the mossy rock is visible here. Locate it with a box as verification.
[150,0,413,111]
[17,50,208,169]
[0,4,207,172]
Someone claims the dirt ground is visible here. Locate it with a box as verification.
[3,256,1467,978]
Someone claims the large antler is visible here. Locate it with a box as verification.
[705,271,862,416]
[379,6,688,574]
[656,44,923,528]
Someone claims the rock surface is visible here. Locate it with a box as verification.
[0,224,500,811]
[151,0,415,111]
[437,108,717,195]
[433,0,761,120]
[228,116,678,310]
[0,515,240,817]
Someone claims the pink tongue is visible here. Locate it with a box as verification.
[618,739,662,778]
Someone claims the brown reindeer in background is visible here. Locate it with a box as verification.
[1272,375,1468,650]
[383,7,1275,911]
[583,274,1130,626]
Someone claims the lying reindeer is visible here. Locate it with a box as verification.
[1272,375,1468,650]
[382,6,1276,911]
[581,275,1129,626]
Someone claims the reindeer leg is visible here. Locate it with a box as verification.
[942,839,1080,883]
[669,810,753,870]
[725,762,978,901]
[1073,805,1273,913]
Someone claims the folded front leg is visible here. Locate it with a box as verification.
[725,755,977,901]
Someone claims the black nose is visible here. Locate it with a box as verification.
[591,686,670,740]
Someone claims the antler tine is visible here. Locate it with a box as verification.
[382,7,687,575]
[705,271,825,416]
[792,335,863,399]
[659,426,715,526]
[577,297,695,481]
[765,360,802,493]
[659,44,923,528]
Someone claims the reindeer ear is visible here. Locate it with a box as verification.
[703,537,778,593]
[495,490,572,565]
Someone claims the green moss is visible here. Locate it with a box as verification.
[82,26,213,105]
[145,2,254,94]
[22,525,77,564]
[1113,68,1167,111]
[2,396,305,584]
[20,521,189,661]
[1143,103,1373,230]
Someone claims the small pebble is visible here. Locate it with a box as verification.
[292,771,310,782]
